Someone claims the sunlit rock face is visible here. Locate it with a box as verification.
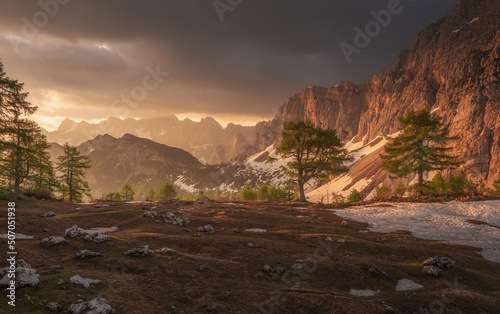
[257,0,500,186]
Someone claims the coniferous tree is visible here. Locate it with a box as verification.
[120,184,135,201]
[0,61,37,150]
[274,120,349,202]
[381,110,460,195]
[156,182,177,200]
[56,143,91,203]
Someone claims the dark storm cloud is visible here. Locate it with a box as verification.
[0,0,459,126]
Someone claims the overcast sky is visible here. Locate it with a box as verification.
[0,0,459,130]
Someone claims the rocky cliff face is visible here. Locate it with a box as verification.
[258,0,500,187]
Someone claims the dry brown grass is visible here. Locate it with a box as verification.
[0,199,499,313]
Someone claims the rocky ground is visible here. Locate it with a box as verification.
[0,199,499,313]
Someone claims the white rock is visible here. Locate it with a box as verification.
[75,250,103,259]
[0,260,40,288]
[94,203,109,208]
[125,245,151,257]
[65,225,86,238]
[422,265,442,277]
[68,297,115,314]
[423,256,455,269]
[70,275,101,288]
[41,236,68,246]
[350,289,379,296]
[42,211,56,217]
[84,233,111,243]
[396,279,424,291]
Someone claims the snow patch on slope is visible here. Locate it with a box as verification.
[334,200,500,263]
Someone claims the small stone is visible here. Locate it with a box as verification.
[70,275,101,288]
[233,228,241,233]
[341,220,349,226]
[143,211,158,218]
[207,304,218,312]
[423,256,455,269]
[295,259,303,263]
[246,243,260,248]
[422,266,442,277]
[64,225,86,238]
[125,245,151,257]
[198,265,208,272]
[203,225,215,234]
[311,213,319,218]
[94,203,110,208]
[47,302,62,312]
[51,265,64,270]
[42,211,56,218]
[68,297,115,314]
[275,266,285,275]
[84,233,111,243]
[43,228,49,232]
[368,267,389,279]
[263,265,273,273]
[41,236,67,246]
[292,264,304,270]
[194,233,201,237]
[75,250,103,260]
[220,291,230,301]
[156,247,176,254]
[57,279,64,285]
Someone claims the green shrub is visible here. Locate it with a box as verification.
[428,172,447,194]
[447,172,467,194]
[239,186,257,201]
[375,184,392,199]
[348,189,363,203]
[395,180,406,197]
[330,192,346,204]
[494,179,500,194]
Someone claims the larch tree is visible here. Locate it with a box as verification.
[57,143,91,203]
[381,109,461,194]
[274,120,350,202]
[120,184,135,201]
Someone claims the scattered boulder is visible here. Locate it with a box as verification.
[94,204,109,208]
[47,302,62,312]
[84,233,111,243]
[42,211,56,218]
[422,266,443,277]
[197,265,209,273]
[198,225,214,234]
[143,211,158,219]
[75,250,103,260]
[220,291,230,301]
[246,243,260,248]
[70,275,101,288]
[207,304,218,312]
[292,264,304,270]
[263,265,273,273]
[368,267,389,279]
[423,256,455,269]
[68,297,115,314]
[162,212,187,226]
[155,247,176,254]
[0,259,40,288]
[125,245,151,257]
[65,225,86,238]
[41,236,68,246]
